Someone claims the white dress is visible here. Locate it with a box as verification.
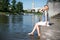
[36,11,50,27]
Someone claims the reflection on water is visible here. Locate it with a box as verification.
[0,13,60,40]
[0,14,40,40]
[0,16,9,32]
[8,15,23,33]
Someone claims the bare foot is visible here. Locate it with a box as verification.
[28,33,34,36]
[38,34,40,37]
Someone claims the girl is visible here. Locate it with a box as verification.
[28,5,50,37]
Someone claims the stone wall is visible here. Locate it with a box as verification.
[48,1,60,17]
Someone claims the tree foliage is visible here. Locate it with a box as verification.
[0,0,23,14]
[0,0,10,11]
[11,0,16,13]
[11,0,23,14]
[16,2,23,13]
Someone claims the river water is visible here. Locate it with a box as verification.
[0,13,60,40]
[0,13,41,40]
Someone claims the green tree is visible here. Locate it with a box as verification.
[0,0,2,11]
[0,0,10,11]
[16,2,23,14]
[11,0,16,13]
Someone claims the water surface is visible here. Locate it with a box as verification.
[0,14,40,40]
[0,13,60,40]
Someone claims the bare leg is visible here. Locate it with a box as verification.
[28,24,38,35]
[36,26,40,36]
[31,24,38,33]
[28,24,40,36]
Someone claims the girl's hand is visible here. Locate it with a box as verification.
[39,9,43,12]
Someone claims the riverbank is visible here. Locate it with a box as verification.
[0,12,42,16]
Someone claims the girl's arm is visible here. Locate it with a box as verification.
[39,7,45,13]
[45,11,48,25]
[39,9,43,13]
